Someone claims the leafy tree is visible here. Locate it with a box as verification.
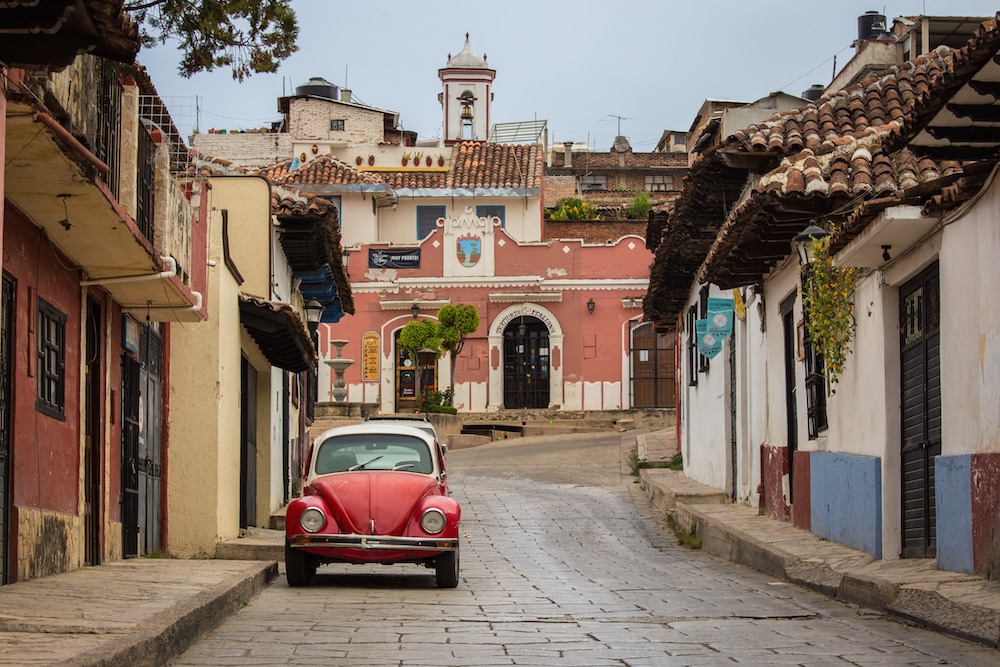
[437,304,480,392]
[127,0,300,81]
[397,319,440,400]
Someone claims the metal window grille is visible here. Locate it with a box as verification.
[96,61,122,200]
[36,298,66,419]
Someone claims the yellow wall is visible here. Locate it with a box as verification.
[167,176,273,557]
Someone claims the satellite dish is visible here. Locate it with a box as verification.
[612,135,631,153]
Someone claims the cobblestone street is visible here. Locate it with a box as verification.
[170,432,999,666]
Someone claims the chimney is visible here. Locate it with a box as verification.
[341,88,352,103]
[563,141,573,168]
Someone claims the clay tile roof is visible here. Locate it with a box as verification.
[271,188,340,219]
[0,0,139,69]
[447,142,543,189]
[646,15,1000,326]
[262,155,381,186]
[379,170,449,189]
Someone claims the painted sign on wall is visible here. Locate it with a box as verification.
[361,331,380,382]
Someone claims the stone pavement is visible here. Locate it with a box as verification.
[635,428,1000,649]
[0,427,997,665]
[0,559,276,666]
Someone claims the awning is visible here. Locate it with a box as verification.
[239,294,315,373]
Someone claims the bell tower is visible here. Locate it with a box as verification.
[438,34,495,145]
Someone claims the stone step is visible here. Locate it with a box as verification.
[215,528,284,561]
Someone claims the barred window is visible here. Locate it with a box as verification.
[330,119,345,131]
[36,298,67,420]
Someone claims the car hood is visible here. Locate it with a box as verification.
[310,472,439,535]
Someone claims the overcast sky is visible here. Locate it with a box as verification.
[138,1,1000,152]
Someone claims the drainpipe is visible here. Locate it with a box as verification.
[80,256,177,286]
[122,290,203,317]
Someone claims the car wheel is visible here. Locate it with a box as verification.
[435,546,459,588]
[285,541,315,587]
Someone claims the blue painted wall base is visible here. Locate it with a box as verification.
[810,452,882,558]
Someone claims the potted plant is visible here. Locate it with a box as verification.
[368,155,375,166]
[402,152,411,166]
[437,154,445,166]
[425,155,433,166]
[356,156,363,166]
[413,151,423,166]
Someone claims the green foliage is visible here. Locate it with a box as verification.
[397,319,441,359]
[128,0,300,81]
[549,197,600,220]
[419,387,456,414]
[801,233,858,390]
[626,191,652,220]
[627,449,645,477]
[666,514,702,549]
[438,304,479,357]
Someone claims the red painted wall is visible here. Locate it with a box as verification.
[760,443,790,521]
[330,225,652,403]
[792,450,811,530]
[3,204,82,515]
[971,452,1000,577]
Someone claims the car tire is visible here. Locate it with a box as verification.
[285,541,315,587]
[435,546,459,588]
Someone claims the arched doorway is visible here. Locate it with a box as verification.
[503,316,549,409]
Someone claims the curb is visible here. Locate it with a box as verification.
[63,561,278,667]
[640,469,1000,648]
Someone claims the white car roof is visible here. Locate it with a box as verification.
[313,422,436,447]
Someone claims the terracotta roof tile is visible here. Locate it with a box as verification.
[448,142,543,189]
[263,155,380,186]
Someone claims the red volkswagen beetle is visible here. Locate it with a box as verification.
[285,422,461,587]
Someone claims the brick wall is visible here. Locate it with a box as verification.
[290,98,385,144]
[544,175,577,207]
[192,133,292,169]
[545,220,648,243]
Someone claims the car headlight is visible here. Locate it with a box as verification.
[300,507,326,533]
[420,508,446,534]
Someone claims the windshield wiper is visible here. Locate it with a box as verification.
[350,455,383,471]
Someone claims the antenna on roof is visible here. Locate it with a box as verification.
[603,114,636,137]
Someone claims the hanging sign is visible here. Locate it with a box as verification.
[696,319,723,359]
[707,297,735,340]
[368,248,421,269]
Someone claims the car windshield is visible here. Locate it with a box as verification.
[314,433,433,475]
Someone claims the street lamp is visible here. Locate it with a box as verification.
[411,303,420,319]
[792,220,829,266]
[303,299,325,411]
[304,299,325,335]
[587,298,595,314]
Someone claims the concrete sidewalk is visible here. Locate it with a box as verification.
[0,559,276,666]
[636,430,1000,649]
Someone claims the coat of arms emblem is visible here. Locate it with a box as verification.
[457,233,481,267]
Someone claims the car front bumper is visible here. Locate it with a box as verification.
[288,533,458,552]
